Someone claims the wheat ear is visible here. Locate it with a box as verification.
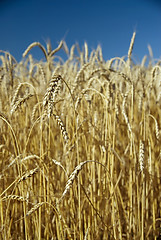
[139,140,144,172]
[69,45,75,60]
[53,114,69,144]
[149,114,160,140]
[75,62,90,84]
[84,42,88,63]
[2,195,28,203]
[6,154,39,170]
[17,167,39,183]
[122,91,132,133]
[26,202,45,217]
[52,159,68,177]
[43,74,62,117]
[11,83,23,108]
[31,102,42,122]
[59,160,106,202]
[30,63,46,84]
[127,31,136,64]
[11,93,33,115]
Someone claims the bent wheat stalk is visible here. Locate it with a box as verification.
[23,42,48,60]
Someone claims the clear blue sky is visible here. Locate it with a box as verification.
[0,0,161,63]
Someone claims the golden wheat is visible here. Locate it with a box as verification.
[0,33,161,239]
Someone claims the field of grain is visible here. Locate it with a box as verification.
[0,33,161,240]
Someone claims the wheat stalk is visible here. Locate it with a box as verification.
[107,57,126,69]
[49,40,64,57]
[122,91,132,133]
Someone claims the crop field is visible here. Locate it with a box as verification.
[0,33,161,239]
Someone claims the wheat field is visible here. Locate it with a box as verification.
[0,33,161,240]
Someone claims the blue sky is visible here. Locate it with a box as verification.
[0,0,161,63]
